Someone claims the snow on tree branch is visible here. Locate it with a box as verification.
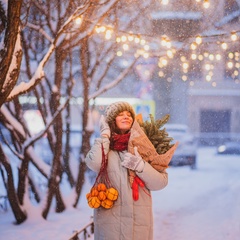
[215,9,240,28]
[26,23,53,43]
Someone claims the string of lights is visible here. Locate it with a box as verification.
[73,1,240,87]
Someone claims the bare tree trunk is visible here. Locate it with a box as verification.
[28,176,41,203]
[17,156,30,205]
[62,63,75,187]
[74,37,93,207]
[0,144,27,224]
[42,48,66,219]
[0,0,23,106]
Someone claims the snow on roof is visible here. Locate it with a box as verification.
[151,11,202,20]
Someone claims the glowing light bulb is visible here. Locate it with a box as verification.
[95,26,101,33]
[144,45,150,51]
[206,75,212,81]
[204,52,209,57]
[161,35,168,46]
[134,37,140,43]
[231,32,238,41]
[221,42,228,50]
[122,44,129,51]
[196,36,202,45]
[167,50,174,58]
[161,58,168,66]
[183,62,189,69]
[212,82,217,87]
[143,52,149,58]
[182,75,188,81]
[234,70,239,76]
[203,0,210,9]
[105,30,112,40]
[121,35,127,42]
[158,62,164,68]
[205,63,211,71]
[180,56,186,62]
[99,26,106,32]
[75,17,82,25]
[227,62,233,69]
[228,52,234,59]
[198,54,204,61]
[191,53,197,60]
[206,75,212,82]
[128,35,134,41]
[140,39,146,45]
[209,54,214,61]
[209,71,213,76]
[117,51,122,56]
[215,54,221,60]
[161,0,169,5]
[166,41,172,48]
[158,71,165,77]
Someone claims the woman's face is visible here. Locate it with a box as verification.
[115,111,133,134]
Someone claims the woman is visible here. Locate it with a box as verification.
[85,101,168,240]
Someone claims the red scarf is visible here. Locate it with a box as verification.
[110,132,130,151]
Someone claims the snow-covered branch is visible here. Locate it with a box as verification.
[26,23,53,43]
[215,9,240,28]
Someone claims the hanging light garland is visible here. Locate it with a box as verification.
[73,0,239,87]
[92,22,240,85]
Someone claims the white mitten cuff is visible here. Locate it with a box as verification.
[135,160,145,173]
[121,147,145,173]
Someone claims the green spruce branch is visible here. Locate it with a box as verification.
[138,114,174,154]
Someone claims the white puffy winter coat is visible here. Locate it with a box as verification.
[85,137,168,240]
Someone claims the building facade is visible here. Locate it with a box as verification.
[150,0,240,145]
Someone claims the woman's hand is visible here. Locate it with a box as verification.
[99,115,111,138]
[122,147,145,173]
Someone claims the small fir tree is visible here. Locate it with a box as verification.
[138,114,174,154]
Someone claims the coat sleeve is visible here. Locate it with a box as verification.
[85,137,110,173]
[136,162,168,191]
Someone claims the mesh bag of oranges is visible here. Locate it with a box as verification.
[86,144,119,209]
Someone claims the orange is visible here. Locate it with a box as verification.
[88,196,101,208]
[101,199,114,209]
[90,187,99,197]
[86,192,91,200]
[97,183,107,192]
[106,187,118,201]
[98,191,107,201]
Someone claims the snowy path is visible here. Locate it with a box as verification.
[1,147,240,240]
[153,148,240,240]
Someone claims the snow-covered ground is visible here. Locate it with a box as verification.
[152,147,240,240]
[0,147,240,240]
